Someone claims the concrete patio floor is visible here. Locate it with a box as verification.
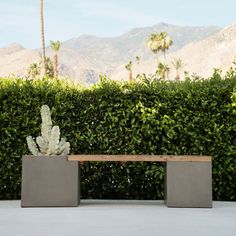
[0,200,236,236]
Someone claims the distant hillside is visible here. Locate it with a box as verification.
[111,23,236,81]
[0,23,221,83]
[0,43,24,56]
[62,23,220,82]
[0,44,38,78]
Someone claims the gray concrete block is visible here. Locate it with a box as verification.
[21,155,80,207]
[165,161,212,208]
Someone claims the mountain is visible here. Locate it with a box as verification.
[0,23,221,83]
[0,43,24,56]
[62,23,220,82]
[0,44,39,78]
[111,23,236,81]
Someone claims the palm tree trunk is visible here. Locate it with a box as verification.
[161,73,165,80]
[175,75,180,81]
[166,70,169,80]
[53,52,58,78]
[175,70,180,81]
[129,70,133,82]
[40,0,46,77]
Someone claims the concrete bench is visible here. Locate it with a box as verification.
[68,155,212,208]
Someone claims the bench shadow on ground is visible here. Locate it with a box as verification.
[79,200,165,207]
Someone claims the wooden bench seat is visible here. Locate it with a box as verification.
[68,155,211,162]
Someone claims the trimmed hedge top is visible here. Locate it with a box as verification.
[0,70,236,200]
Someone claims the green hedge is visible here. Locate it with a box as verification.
[0,71,236,200]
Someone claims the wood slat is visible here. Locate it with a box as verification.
[68,155,211,162]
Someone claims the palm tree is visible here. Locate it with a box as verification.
[28,63,40,79]
[158,32,173,62]
[40,0,46,77]
[136,56,141,75]
[50,40,61,78]
[125,61,133,82]
[28,57,54,79]
[147,34,161,66]
[156,62,170,80]
[44,57,54,78]
[136,56,140,65]
[148,32,173,65]
[172,58,185,81]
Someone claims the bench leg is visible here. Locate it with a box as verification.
[164,161,212,208]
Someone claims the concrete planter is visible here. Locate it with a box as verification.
[21,155,80,207]
[164,161,212,208]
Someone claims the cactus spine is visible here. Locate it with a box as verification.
[26,105,70,156]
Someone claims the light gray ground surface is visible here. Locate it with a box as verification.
[0,200,236,236]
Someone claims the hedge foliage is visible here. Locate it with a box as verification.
[0,70,236,200]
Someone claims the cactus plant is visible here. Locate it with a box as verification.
[26,105,70,156]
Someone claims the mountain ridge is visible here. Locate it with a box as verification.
[0,22,223,83]
[111,22,236,81]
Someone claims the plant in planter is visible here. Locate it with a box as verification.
[21,105,80,207]
[26,104,70,156]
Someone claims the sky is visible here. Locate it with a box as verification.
[0,0,236,49]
